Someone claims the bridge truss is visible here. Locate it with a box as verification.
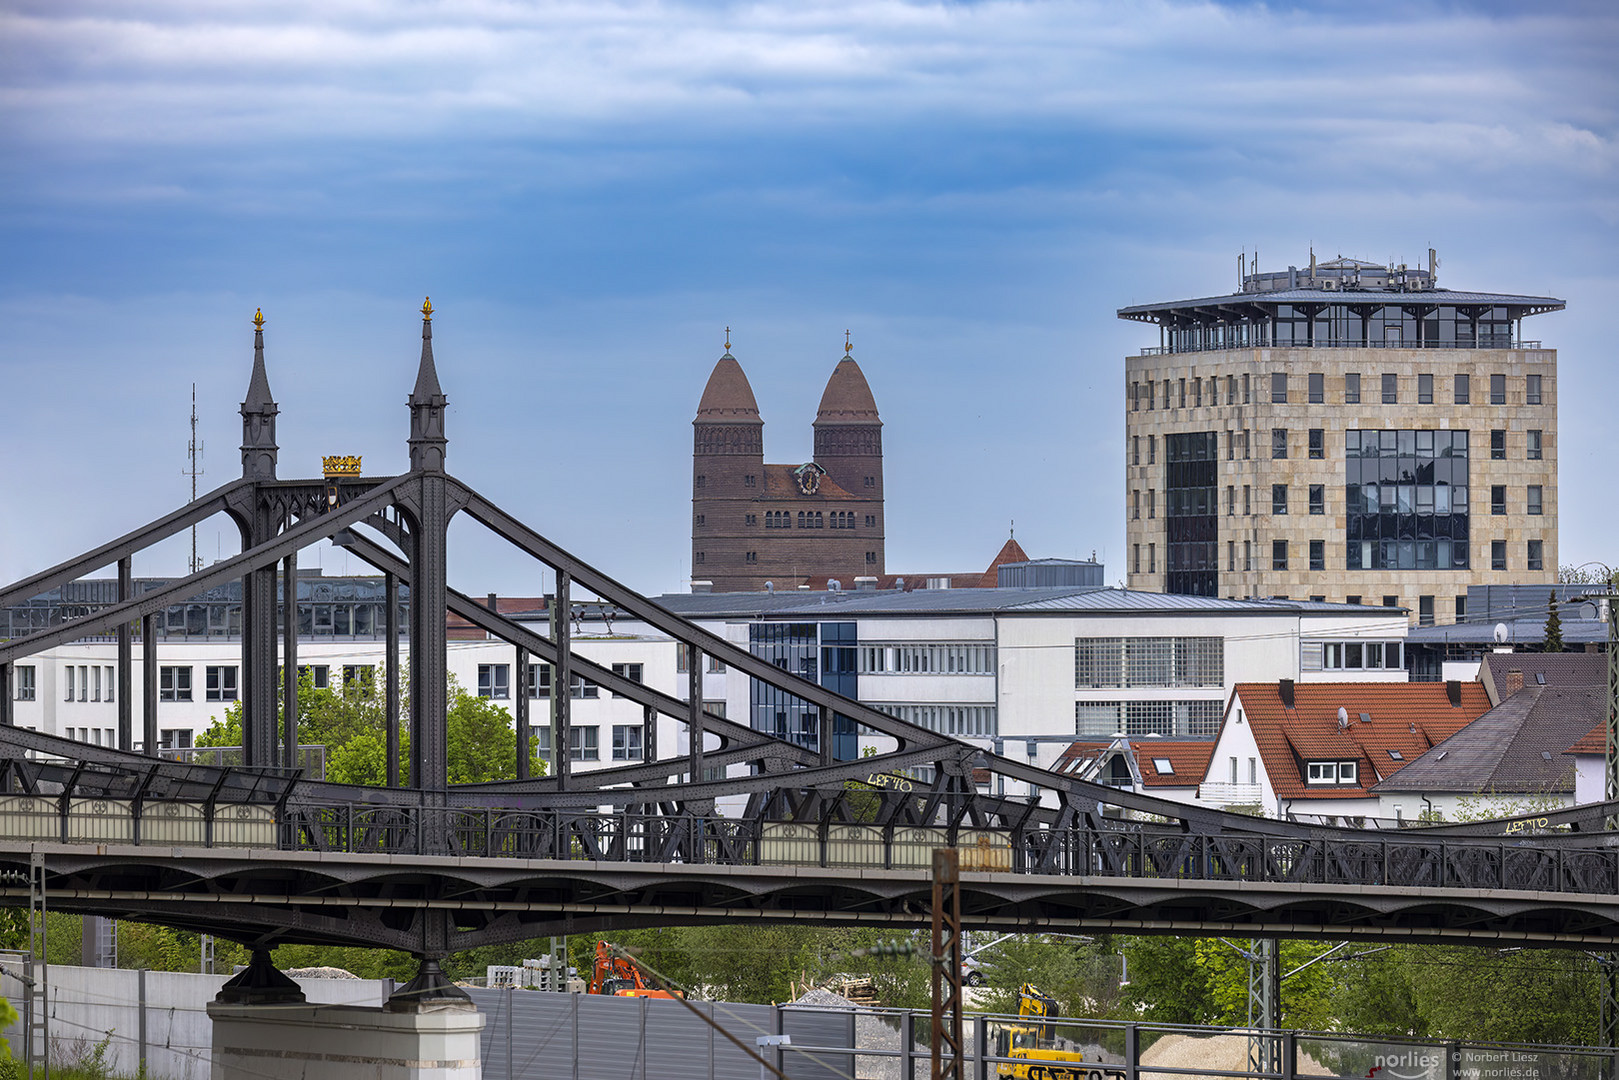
[1,307,1617,1015]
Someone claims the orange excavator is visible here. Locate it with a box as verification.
[586,941,683,999]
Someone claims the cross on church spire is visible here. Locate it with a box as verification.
[844,329,852,355]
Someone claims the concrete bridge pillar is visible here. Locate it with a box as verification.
[209,952,482,1080]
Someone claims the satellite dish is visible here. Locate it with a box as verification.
[1493,622,1510,644]
[1337,707,1349,728]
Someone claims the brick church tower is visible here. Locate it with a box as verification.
[691,338,886,591]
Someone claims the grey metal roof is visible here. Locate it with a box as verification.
[1405,621,1612,647]
[652,586,1395,620]
[1372,685,1601,795]
[1118,287,1564,321]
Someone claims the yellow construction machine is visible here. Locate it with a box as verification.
[992,984,1093,1080]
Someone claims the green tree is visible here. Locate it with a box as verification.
[1118,936,1214,1023]
[978,935,1123,1019]
[1543,591,1564,653]
[445,677,545,783]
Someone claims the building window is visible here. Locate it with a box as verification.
[1073,637,1223,688]
[205,665,238,702]
[1527,540,1544,572]
[159,666,192,702]
[1491,429,1506,459]
[529,663,551,698]
[1227,375,1237,405]
[1227,486,1236,516]
[478,664,510,699]
[1271,428,1287,459]
[1383,595,1399,607]
[1272,484,1288,515]
[1306,760,1358,785]
[745,474,756,487]
[1272,540,1288,571]
[1228,541,1236,571]
[1310,641,1404,671]
[1244,540,1252,571]
[612,725,643,761]
[298,665,330,689]
[1243,485,1251,516]
[568,726,600,761]
[1454,373,1470,404]
[1146,489,1155,519]
[1148,382,1155,409]
[1419,595,1435,627]
[1178,378,1186,408]
[1308,429,1323,459]
[745,513,757,526]
[708,654,726,673]
[865,551,877,564]
[745,551,757,564]
[1073,700,1221,738]
[1133,544,1140,574]
[1345,372,1360,404]
[1527,486,1543,515]
[1148,543,1155,573]
[1132,490,1140,520]
[1194,377,1203,407]
[1308,484,1324,515]
[1526,374,1542,405]
[1347,595,1362,605]
[1527,430,1543,460]
[1242,374,1250,404]
[343,665,374,692]
[1271,372,1287,403]
[1131,382,1140,410]
[1492,540,1507,571]
[1148,435,1156,464]
[694,551,705,564]
[15,666,35,701]
[1308,372,1324,404]
[1381,373,1398,404]
[1309,540,1325,571]
[610,662,644,697]
[694,514,705,527]
[1418,373,1433,404]
[1455,595,1467,622]
[864,476,875,488]
[1241,430,1250,459]
[865,515,876,527]
[160,729,193,751]
[1132,436,1140,465]
[1491,486,1506,515]
[1490,373,1506,404]
[695,474,706,488]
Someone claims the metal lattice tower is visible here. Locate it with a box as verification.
[26,853,49,1080]
[1246,938,1281,1077]
[930,848,963,1080]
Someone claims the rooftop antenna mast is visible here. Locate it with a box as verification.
[185,383,204,573]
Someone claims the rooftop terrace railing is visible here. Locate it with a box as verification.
[1137,339,1543,356]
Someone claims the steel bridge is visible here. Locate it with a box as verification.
[1,305,1617,1011]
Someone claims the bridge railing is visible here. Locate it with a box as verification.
[9,799,1618,898]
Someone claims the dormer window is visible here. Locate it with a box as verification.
[1306,760,1359,785]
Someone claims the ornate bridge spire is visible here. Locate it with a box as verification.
[408,297,447,472]
[240,307,279,480]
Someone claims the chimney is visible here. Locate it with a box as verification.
[1504,669,1524,697]
[855,576,878,591]
[690,580,713,594]
[1279,678,1296,709]
[1445,679,1462,707]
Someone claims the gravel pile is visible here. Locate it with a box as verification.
[1141,1032,1329,1080]
[788,988,907,1080]
[284,966,361,979]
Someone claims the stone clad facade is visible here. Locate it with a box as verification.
[1119,255,1562,624]
[692,346,885,591]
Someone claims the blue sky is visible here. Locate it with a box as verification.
[2,0,1615,598]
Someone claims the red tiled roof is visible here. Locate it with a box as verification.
[1231,681,1490,800]
[1054,739,1216,788]
[815,357,881,424]
[1567,724,1606,755]
[978,537,1031,588]
[695,355,763,421]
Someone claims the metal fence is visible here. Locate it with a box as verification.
[467,989,1614,1080]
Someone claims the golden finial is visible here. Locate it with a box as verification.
[724,326,731,351]
[421,296,434,321]
[252,308,265,330]
[844,329,852,355]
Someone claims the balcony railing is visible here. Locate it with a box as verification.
[1198,781,1264,805]
[1138,339,1542,357]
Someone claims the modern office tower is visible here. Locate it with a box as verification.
[1119,253,1563,624]
[692,341,885,592]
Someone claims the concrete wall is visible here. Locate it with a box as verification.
[0,963,388,1080]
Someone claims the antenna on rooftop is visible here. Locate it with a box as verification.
[1337,706,1349,730]
[184,382,205,573]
